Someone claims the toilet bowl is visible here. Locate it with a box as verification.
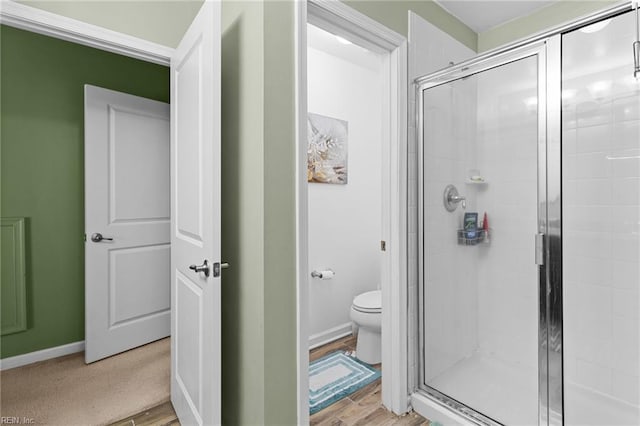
[350,290,381,365]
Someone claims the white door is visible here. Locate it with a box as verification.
[170,1,221,425]
[84,85,170,364]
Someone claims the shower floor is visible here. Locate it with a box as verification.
[425,353,639,426]
[427,353,538,425]
[564,381,639,426]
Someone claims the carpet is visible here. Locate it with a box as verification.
[309,351,381,415]
[0,338,170,425]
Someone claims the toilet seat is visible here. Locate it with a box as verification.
[352,290,381,314]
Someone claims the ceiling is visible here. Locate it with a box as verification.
[435,0,560,33]
[307,23,382,72]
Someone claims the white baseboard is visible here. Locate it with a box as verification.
[308,322,353,350]
[0,341,85,371]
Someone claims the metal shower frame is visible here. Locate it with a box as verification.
[414,2,636,425]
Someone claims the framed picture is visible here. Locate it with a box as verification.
[307,113,348,184]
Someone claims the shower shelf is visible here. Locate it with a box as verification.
[457,229,490,246]
[465,179,488,185]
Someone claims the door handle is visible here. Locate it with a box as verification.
[189,260,210,277]
[90,233,113,243]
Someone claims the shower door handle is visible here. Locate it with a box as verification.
[535,233,545,266]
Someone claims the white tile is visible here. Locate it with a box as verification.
[612,177,640,206]
[575,152,612,179]
[611,234,640,263]
[613,96,640,123]
[563,179,578,204]
[575,179,613,206]
[611,371,640,406]
[563,103,577,129]
[612,120,640,151]
[576,124,612,154]
[576,358,613,395]
[565,230,612,260]
[612,260,640,290]
[564,281,613,339]
[564,129,578,155]
[569,254,612,286]
[613,287,639,319]
[564,153,577,179]
[576,101,612,128]
[611,149,640,178]
[611,206,640,235]
[564,347,578,382]
[564,205,612,233]
[613,316,640,376]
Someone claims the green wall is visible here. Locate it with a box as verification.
[0,25,169,358]
[17,0,203,48]
[262,1,297,424]
[20,0,476,51]
[221,1,266,424]
[220,1,298,423]
[478,0,619,51]
[345,0,477,50]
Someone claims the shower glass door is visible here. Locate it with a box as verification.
[562,10,640,426]
[418,45,545,425]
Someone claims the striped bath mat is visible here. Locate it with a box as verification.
[309,351,381,415]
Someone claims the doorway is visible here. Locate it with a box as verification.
[296,1,408,421]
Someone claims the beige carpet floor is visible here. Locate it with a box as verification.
[0,338,170,426]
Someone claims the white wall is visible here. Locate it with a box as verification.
[307,26,384,346]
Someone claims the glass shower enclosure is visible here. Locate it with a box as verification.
[416,5,639,426]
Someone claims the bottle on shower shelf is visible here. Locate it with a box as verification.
[482,212,490,243]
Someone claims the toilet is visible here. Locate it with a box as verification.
[350,290,382,365]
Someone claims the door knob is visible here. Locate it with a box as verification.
[90,233,113,242]
[189,260,210,277]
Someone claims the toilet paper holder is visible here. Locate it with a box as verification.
[311,269,334,279]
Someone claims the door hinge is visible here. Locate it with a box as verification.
[381,240,386,251]
[535,233,545,266]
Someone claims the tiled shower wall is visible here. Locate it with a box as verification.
[422,80,479,381]
[475,59,539,371]
[562,15,640,407]
[408,12,474,390]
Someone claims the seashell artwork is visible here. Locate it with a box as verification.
[307,113,348,184]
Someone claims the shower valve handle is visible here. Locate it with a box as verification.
[443,185,466,212]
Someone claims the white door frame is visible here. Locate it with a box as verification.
[295,0,409,421]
